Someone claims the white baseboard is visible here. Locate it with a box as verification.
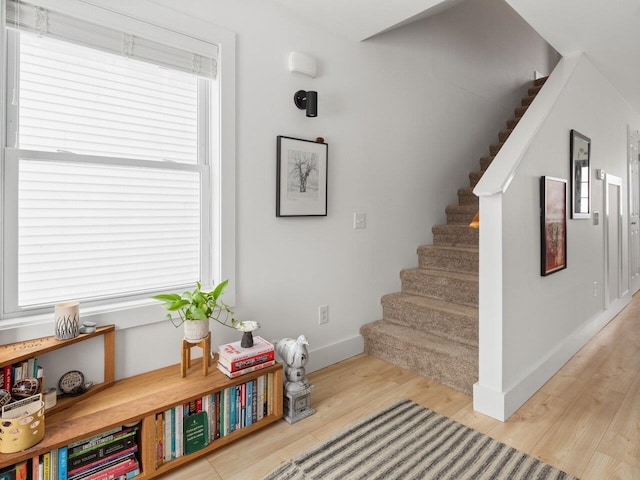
[306,334,364,374]
[474,294,630,421]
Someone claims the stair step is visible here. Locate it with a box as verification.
[498,129,513,143]
[528,84,543,96]
[432,224,479,247]
[457,188,478,206]
[400,268,478,307]
[417,244,478,274]
[468,170,483,188]
[533,76,548,87]
[360,320,477,395]
[381,293,478,347]
[480,156,494,171]
[489,143,504,156]
[445,204,478,225]
[521,95,535,107]
[514,105,529,118]
[506,117,521,130]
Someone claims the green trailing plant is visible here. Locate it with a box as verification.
[152,280,238,329]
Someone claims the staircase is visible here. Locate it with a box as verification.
[360,77,548,395]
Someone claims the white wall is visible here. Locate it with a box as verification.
[4,0,560,384]
[475,55,640,420]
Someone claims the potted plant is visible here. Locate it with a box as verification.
[152,280,259,344]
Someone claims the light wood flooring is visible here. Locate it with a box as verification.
[159,294,640,479]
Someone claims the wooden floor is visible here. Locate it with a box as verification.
[159,294,640,479]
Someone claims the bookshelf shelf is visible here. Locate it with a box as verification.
[0,329,283,479]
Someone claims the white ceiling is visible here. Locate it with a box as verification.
[270,0,640,113]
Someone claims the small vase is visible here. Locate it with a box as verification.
[55,302,80,340]
[241,331,254,348]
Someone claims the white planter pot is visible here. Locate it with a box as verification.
[183,320,209,342]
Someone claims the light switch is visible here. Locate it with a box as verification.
[354,213,366,229]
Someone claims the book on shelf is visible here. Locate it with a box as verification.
[69,454,139,480]
[183,411,208,455]
[68,432,137,470]
[68,426,137,459]
[67,446,137,479]
[218,336,274,362]
[0,461,27,480]
[217,350,275,373]
[217,359,275,378]
[57,446,68,480]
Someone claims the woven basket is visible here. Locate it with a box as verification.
[0,401,45,453]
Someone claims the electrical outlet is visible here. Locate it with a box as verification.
[319,304,329,325]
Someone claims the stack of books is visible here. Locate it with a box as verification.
[217,336,275,378]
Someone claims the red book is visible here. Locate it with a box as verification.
[67,446,137,477]
[218,350,275,372]
[3,365,11,390]
[80,456,139,480]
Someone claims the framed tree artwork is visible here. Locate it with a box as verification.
[276,136,328,217]
[570,130,591,219]
[540,176,567,276]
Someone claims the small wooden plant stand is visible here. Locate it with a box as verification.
[181,332,211,377]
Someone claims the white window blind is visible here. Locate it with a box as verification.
[6,0,218,78]
[2,2,216,315]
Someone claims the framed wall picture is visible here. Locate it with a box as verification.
[540,176,567,276]
[276,136,328,217]
[570,129,591,219]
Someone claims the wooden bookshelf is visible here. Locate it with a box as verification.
[0,330,283,479]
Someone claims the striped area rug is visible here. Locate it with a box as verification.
[262,399,579,480]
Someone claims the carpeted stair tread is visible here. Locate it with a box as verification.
[479,156,494,171]
[468,171,484,188]
[457,187,478,206]
[417,244,478,274]
[533,76,548,87]
[528,84,543,96]
[381,292,478,346]
[445,203,478,225]
[489,143,504,156]
[498,129,513,143]
[360,320,477,394]
[506,117,521,129]
[432,224,479,247]
[514,105,528,118]
[400,268,478,307]
[521,95,535,107]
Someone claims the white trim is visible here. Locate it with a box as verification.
[305,334,365,374]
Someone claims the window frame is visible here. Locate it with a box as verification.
[0,0,236,332]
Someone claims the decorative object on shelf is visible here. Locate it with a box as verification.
[11,377,40,399]
[152,280,238,342]
[79,321,97,334]
[54,301,80,340]
[0,393,45,453]
[58,370,92,396]
[181,332,212,378]
[293,90,318,117]
[276,136,328,217]
[540,176,567,276]
[275,335,315,424]
[43,388,57,410]
[237,321,260,348]
[570,130,591,219]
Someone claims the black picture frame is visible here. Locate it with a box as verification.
[570,129,591,219]
[540,176,567,276]
[276,136,328,217]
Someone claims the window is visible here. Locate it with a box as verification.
[1,0,231,320]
